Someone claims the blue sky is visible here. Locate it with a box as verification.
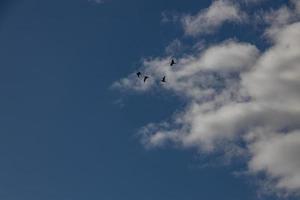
[0,0,299,199]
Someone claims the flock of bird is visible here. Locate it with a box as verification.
[136,59,176,83]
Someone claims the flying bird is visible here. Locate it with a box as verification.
[143,76,149,82]
[136,72,142,78]
[161,76,166,83]
[170,59,176,66]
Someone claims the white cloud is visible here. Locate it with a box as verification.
[113,0,300,196]
[181,0,247,36]
[243,22,300,111]
[248,130,300,195]
[200,41,259,72]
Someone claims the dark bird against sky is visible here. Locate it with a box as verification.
[170,59,176,66]
[143,76,149,82]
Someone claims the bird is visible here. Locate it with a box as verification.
[170,59,176,66]
[136,72,142,78]
[161,76,166,83]
[143,76,149,82]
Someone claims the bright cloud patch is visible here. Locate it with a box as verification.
[249,131,300,193]
[181,0,247,36]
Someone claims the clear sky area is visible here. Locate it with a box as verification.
[0,0,299,199]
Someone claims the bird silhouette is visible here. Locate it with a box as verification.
[136,72,142,78]
[170,59,176,66]
[143,76,149,82]
[161,76,166,83]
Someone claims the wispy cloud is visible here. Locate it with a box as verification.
[262,0,300,39]
[88,0,106,4]
[181,0,247,36]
